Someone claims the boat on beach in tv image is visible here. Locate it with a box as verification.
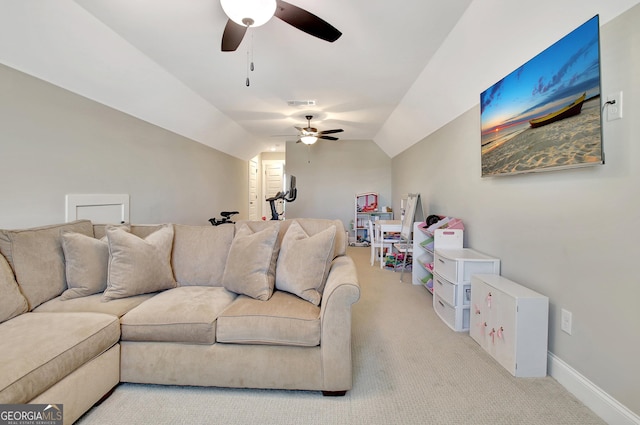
[529,92,586,128]
[480,15,603,177]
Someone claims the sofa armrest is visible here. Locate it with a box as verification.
[319,255,360,391]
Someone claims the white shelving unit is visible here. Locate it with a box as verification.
[352,192,392,245]
[433,248,500,332]
[412,225,464,294]
[412,222,434,291]
[470,274,549,377]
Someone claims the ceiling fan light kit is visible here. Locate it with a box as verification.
[300,135,318,145]
[295,115,343,145]
[220,0,277,27]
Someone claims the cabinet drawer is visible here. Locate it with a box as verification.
[434,253,457,282]
[434,249,500,283]
[433,272,471,307]
[433,294,470,332]
[433,273,455,305]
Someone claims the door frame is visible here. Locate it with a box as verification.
[261,159,285,219]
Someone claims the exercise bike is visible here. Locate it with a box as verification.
[266,175,297,220]
[209,211,238,226]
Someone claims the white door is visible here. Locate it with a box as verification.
[262,160,284,219]
[248,158,259,220]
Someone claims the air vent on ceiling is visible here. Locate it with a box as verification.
[287,100,316,107]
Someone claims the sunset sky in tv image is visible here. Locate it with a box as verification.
[480,15,600,137]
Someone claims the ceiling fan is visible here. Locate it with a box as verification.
[296,115,343,145]
[220,0,342,52]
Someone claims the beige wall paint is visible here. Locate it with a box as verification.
[261,152,285,161]
[285,139,392,232]
[0,64,247,229]
[391,6,640,416]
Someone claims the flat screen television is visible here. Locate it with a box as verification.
[480,15,603,177]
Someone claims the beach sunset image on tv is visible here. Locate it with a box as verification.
[480,15,603,177]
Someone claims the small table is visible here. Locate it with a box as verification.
[374,220,401,268]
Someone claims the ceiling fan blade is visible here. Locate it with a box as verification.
[318,129,344,135]
[319,135,339,141]
[221,19,247,52]
[274,0,342,43]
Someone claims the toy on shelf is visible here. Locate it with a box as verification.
[356,192,378,212]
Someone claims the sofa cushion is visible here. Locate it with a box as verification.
[222,223,280,301]
[275,221,336,305]
[93,224,163,240]
[0,312,120,404]
[0,254,28,323]
[216,291,321,346]
[0,220,94,309]
[281,218,346,259]
[33,293,155,318]
[103,224,176,301]
[60,231,109,300]
[172,224,234,287]
[121,286,237,344]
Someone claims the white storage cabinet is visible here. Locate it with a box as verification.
[433,248,500,332]
[470,274,549,377]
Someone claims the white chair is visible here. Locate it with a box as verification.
[368,220,395,267]
[393,225,414,281]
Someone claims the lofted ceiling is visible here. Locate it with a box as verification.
[1,1,638,160]
[0,0,472,159]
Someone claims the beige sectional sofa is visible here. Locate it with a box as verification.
[0,218,360,425]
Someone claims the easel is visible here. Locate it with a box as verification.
[396,193,425,282]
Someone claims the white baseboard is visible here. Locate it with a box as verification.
[548,352,640,425]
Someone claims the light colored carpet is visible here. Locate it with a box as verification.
[77,247,605,425]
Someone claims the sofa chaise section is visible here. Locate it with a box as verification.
[0,312,120,424]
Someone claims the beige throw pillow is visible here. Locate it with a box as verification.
[0,220,94,309]
[0,253,28,323]
[275,221,336,305]
[103,224,176,301]
[60,231,109,300]
[222,223,279,301]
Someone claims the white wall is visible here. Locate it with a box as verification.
[0,64,247,229]
[285,139,392,232]
[392,6,640,417]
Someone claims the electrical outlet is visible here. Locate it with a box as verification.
[561,309,572,335]
[607,91,623,121]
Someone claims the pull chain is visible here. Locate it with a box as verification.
[246,32,255,87]
[250,31,255,71]
[246,49,250,86]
